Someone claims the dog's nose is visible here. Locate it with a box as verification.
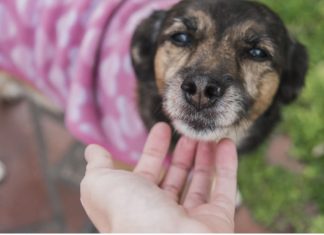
[181,76,224,110]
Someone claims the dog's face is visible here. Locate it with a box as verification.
[132,0,308,143]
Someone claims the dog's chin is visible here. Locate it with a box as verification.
[163,89,251,143]
[173,119,230,141]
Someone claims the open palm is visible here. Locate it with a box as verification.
[81,123,238,233]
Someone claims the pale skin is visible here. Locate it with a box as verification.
[80,122,238,233]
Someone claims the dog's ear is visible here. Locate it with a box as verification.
[131,10,166,81]
[278,40,308,104]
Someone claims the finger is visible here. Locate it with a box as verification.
[183,141,214,208]
[133,122,171,183]
[161,136,197,201]
[210,139,238,217]
[84,144,114,172]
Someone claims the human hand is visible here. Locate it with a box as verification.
[80,122,238,233]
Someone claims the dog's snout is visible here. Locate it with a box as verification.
[181,76,224,110]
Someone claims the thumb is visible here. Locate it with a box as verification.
[84,144,114,171]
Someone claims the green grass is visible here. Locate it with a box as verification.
[238,0,324,232]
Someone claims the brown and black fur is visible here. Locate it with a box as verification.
[131,0,308,154]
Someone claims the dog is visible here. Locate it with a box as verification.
[0,0,307,165]
[132,0,308,154]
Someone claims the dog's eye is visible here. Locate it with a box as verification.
[248,48,268,61]
[170,33,192,46]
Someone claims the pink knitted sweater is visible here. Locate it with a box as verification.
[0,0,179,164]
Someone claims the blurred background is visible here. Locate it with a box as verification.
[0,0,323,233]
[238,0,324,232]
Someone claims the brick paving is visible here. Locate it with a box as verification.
[266,134,304,173]
[0,100,91,233]
[0,98,266,233]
